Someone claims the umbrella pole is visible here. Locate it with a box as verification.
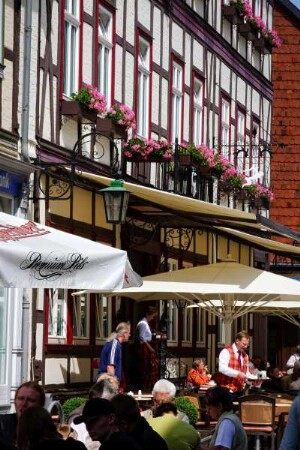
[224,318,232,345]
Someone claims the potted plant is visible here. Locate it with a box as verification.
[179,143,217,174]
[251,184,274,208]
[123,137,173,162]
[61,84,107,123]
[219,167,246,194]
[174,396,198,426]
[222,1,244,25]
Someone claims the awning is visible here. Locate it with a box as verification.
[77,172,300,260]
[257,215,300,242]
[215,227,300,260]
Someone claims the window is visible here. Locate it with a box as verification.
[63,0,80,97]
[236,110,246,172]
[221,97,230,160]
[182,307,192,343]
[0,194,13,213]
[73,292,88,338]
[171,62,183,143]
[253,0,262,17]
[98,6,113,106]
[251,121,260,177]
[137,36,151,137]
[193,77,204,144]
[160,300,178,343]
[95,294,110,339]
[48,289,67,338]
[196,307,206,345]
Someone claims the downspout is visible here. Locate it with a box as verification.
[21,0,33,381]
[21,0,32,162]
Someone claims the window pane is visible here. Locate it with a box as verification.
[95,295,109,339]
[73,294,88,338]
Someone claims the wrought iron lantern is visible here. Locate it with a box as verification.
[100,179,130,224]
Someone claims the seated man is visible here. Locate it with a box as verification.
[148,402,199,450]
[141,379,189,423]
[186,359,210,387]
[111,393,168,450]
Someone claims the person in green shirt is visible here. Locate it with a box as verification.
[148,402,199,450]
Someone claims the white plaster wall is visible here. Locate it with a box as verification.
[114,44,123,102]
[4,0,14,50]
[236,78,246,105]
[126,0,135,46]
[84,0,94,15]
[124,52,135,109]
[45,358,68,385]
[116,0,124,37]
[252,88,260,117]
[82,22,93,84]
[153,7,161,65]
[193,41,204,72]
[70,358,91,383]
[185,34,191,88]
[152,71,160,125]
[162,14,170,72]
[220,62,231,95]
[172,22,183,56]
[1,61,13,130]
[138,0,151,31]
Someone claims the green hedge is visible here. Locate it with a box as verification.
[174,396,198,426]
[62,397,87,421]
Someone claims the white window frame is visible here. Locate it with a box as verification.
[237,110,245,173]
[48,289,67,340]
[73,291,89,340]
[253,0,262,17]
[182,306,192,345]
[171,62,183,143]
[98,6,113,106]
[160,299,178,345]
[95,294,112,342]
[221,98,230,160]
[251,122,260,176]
[196,307,206,346]
[193,77,204,145]
[64,0,80,97]
[137,36,150,138]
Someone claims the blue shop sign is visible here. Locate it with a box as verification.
[0,169,23,196]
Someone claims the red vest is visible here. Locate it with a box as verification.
[215,345,248,392]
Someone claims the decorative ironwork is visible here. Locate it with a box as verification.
[33,130,121,201]
[163,227,194,254]
[121,217,158,250]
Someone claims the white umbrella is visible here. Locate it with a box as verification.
[0,212,142,289]
[109,258,300,343]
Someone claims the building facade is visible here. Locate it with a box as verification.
[1,0,298,407]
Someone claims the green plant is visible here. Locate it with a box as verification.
[62,396,87,420]
[71,84,107,115]
[174,396,198,426]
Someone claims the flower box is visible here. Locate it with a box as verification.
[250,197,270,209]
[253,37,272,54]
[235,190,248,201]
[60,99,98,123]
[222,5,244,25]
[179,153,191,166]
[126,154,169,163]
[238,22,258,41]
[96,117,127,139]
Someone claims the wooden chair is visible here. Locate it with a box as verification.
[238,394,276,450]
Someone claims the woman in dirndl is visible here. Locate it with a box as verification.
[135,305,159,391]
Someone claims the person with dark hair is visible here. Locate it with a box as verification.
[69,378,119,449]
[261,366,284,392]
[286,345,300,374]
[289,360,300,392]
[204,387,247,450]
[98,321,131,384]
[214,330,250,398]
[0,381,45,449]
[148,402,200,450]
[73,397,141,450]
[111,393,168,450]
[135,306,158,390]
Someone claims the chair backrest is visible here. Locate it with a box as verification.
[238,394,276,428]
